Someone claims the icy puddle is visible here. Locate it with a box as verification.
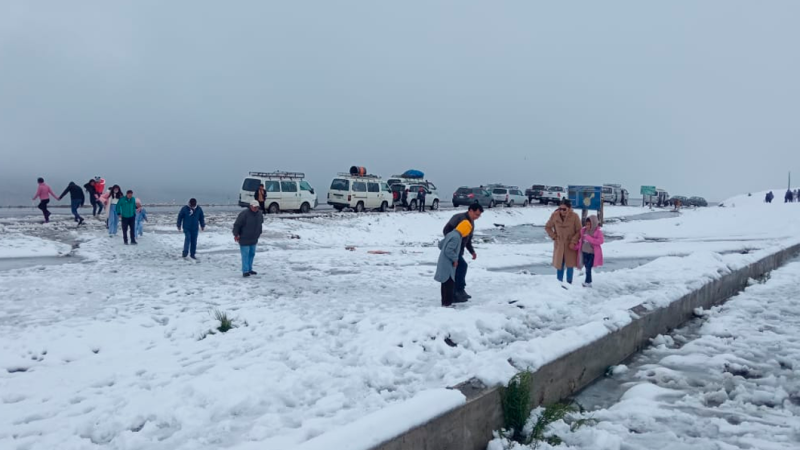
[490,259,800,450]
[0,255,78,271]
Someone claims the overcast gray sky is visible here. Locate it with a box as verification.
[1,0,799,205]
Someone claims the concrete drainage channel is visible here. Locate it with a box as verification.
[369,242,800,450]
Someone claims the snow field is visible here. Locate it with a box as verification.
[1,201,800,449]
[488,258,800,450]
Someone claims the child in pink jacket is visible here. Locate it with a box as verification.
[576,215,604,287]
[32,177,58,223]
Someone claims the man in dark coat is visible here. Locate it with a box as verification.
[177,198,206,260]
[59,181,85,225]
[233,200,264,277]
[442,203,483,302]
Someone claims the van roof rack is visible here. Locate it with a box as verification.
[249,171,305,179]
[337,172,381,179]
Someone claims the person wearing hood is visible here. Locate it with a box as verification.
[58,181,85,225]
[576,215,604,288]
[545,199,582,285]
[135,198,148,238]
[32,177,58,223]
[233,200,264,277]
[435,219,473,307]
[177,198,206,260]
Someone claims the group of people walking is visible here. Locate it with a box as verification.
[32,177,148,244]
[435,199,604,307]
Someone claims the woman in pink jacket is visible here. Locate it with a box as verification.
[576,214,604,287]
[32,177,58,223]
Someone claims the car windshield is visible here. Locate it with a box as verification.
[532,185,546,190]
[493,189,506,194]
[602,187,612,194]
[549,187,562,192]
[330,179,349,191]
[456,188,472,195]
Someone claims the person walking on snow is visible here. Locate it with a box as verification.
[135,198,148,238]
[576,215,604,288]
[435,219,473,307]
[401,188,409,210]
[233,200,264,277]
[442,203,484,302]
[785,189,793,203]
[116,190,138,245]
[33,178,58,224]
[94,177,106,216]
[545,199,582,285]
[83,179,101,217]
[58,181,85,226]
[417,187,427,212]
[177,198,206,260]
[103,185,123,236]
[256,184,267,215]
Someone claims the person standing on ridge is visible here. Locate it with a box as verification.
[177,198,206,260]
[545,199,582,285]
[233,200,264,277]
[116,190,138,245]
[442,203,483,302]
[32,177,57,224]
[58,181,85,226]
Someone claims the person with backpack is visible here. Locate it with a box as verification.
[417,187,427,212]
[442,203,484,302]
[58,181,85,226]
[177,198,206,260]
[435,219,473,307]
[32,177,58,224]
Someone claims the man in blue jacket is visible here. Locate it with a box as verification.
[177,198,206,260]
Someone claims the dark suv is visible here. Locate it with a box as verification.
[452,187,495,208]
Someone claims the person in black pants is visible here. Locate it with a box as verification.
[83,179,100,216]
[417,188,427,212]
[117,190,138,245]
[442,203,484,302]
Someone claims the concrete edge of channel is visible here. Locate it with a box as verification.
[370,243,800,450]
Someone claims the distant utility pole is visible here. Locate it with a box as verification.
[789,171,792,190]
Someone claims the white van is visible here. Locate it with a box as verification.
[238,171,318,213]
[327,173,393,212]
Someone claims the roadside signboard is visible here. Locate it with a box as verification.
[568,185,602,211]
[640,185,656,196]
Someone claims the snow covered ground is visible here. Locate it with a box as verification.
[488,257,800,450]
[1,195,799,449]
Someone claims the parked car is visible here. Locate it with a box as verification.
[526,184,548,203]
[645,189,670,207]
[327,173,393,212]
[540,186,566,205]
[238,171,318,213]
[452,186,495,208]
[686,196,708,207]
[390,182,441,211]
[602,184,624,205]
[669,195,689,207]
[490,186,528,207]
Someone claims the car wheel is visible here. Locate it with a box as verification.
[379,201,388,212]
[539,199,546,205]
[489,200,495,208]
[523,200,529,207]
[268,203,279,214]
[410,200,417,211]
[508,201,514,207]
[355,202,365,213]
[300,202,310,214]
[431,199,439,210]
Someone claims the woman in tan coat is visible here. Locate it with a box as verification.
[545,199,582,284]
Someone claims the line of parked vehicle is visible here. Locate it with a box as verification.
[237,169,706,214]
